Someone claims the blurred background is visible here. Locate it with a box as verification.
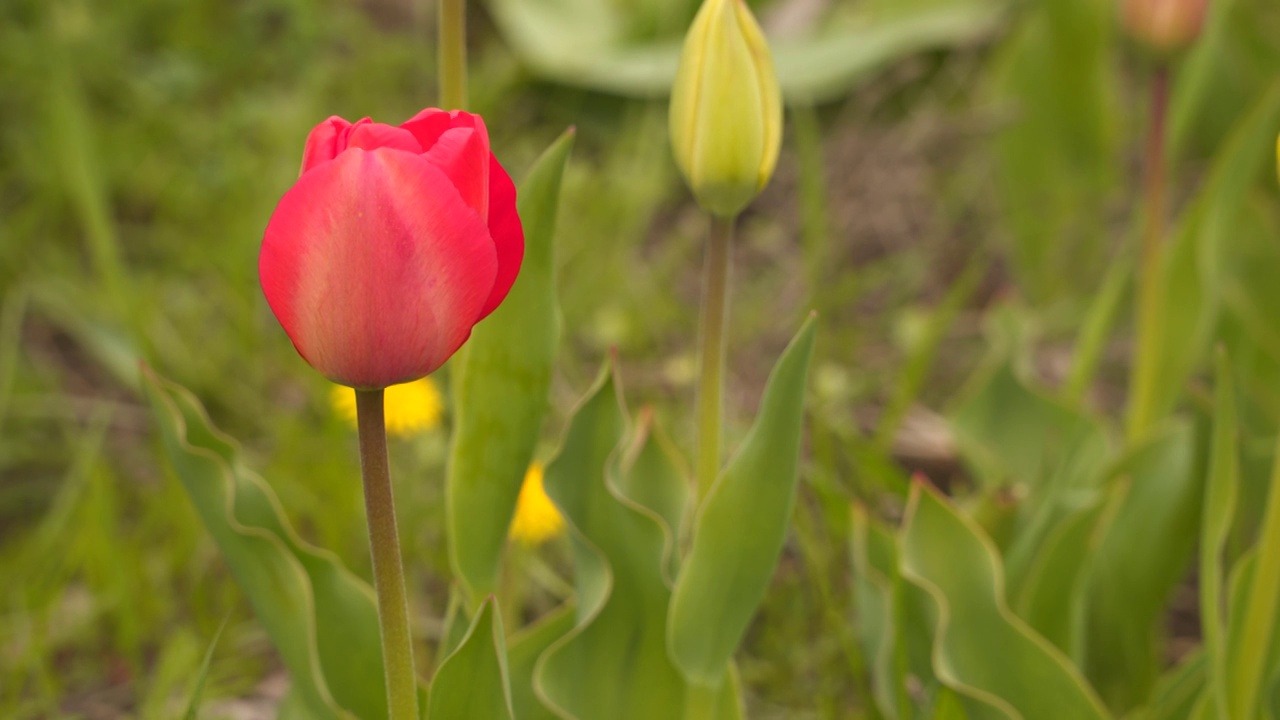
[2,0,1279,716]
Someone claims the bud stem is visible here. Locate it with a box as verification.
[1126,66,1170,442]
[438,0,468,110]
[696,214,734,502]
[356,389,420,720]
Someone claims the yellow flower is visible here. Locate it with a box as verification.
[508,462,565,546]
[329,377,445,437]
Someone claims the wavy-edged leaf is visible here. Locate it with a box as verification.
[851,504,910,720]
[486,0,1002,102]
[667,316,817,685]
[900,482,1110,720]
[428,597,514,720]
[509,604,575,720]
[447,129,576,599]
[1084,421,1200,713]
[536,365,737,719]
[142,368,385,720]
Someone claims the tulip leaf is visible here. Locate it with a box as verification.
[667,315,817,685]
[1134,82,1280,435]
[447,128,576,600]
[141,367,386,720]
[1198,351,1238,720]
[535,364,739,719]
[899,482,1110,720]
[1083,421,1201,714]
[508,604,576,720]
[485,0,1002,102]
[851,504,911,719]
[427,597,515,720]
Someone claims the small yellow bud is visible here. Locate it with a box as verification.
[1121,0,1209,55]
[669,0,783,217]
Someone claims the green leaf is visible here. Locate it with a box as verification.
[1136,650,1207,720]
[989,0,1119,301]
[447,128,576,599]
[428,597,515,720]
[141,368,386,720]
[183,615,230,720]
[1083,422,1201,714]
[536,364,737,719]
[667,315,817,685]
[1141,82,1280,428]
[485,0,1003,102]
[508,604,576,720]
[1199,351,1238,720]
[851,504,911,720]
[899,482,1110,720]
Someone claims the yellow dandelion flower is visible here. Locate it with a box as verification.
[329,377,445,437]
[508,462,565,546]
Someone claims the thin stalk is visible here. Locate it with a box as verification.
[683,681,721,720]
[696,214,733,502]
[356,389,419,720]
[438,0,468,110]
[1126,66,1170,442]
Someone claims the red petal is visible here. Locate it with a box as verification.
[421,127,490,220]
[260,148,498,388]
[299,116,352,175]
[477,155,523,319]
[345,122,423,154]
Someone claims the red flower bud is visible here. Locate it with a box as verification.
[1121,0,1209,54]
[259,109,523,389]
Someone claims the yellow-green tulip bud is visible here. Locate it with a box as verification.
[669,0,782,218]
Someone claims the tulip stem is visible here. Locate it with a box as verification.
[696,214,734,503]
[1125,65,1170,443]
[438,0,468,110]
[356,389,420,720]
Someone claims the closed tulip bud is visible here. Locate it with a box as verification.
[1122,0,1209,55]
[670,0,782,217]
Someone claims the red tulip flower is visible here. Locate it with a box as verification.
[260,109,523,389]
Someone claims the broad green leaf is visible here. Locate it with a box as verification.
[536,365,737,719]
[1136,82,1280,433]
[1084,422,1201,713]
[447,129,576,599]
[667,316,817,685]
[1012,499,1106,661]
[614,410,689,585]
[851,504,910,720]
[899,482,1110,720]
[508,604,576,720]
[486,0,1002,102]
[142,368,385,720]
[1199,351,1238,720]
[428,597,514,720]
[989,0,1119,301]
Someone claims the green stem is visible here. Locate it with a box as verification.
[1231,431,1280,718]
[356,389,420,720]
[438,0,467,110]
[696,214,733,502]
[683,681,721,720]
[1126,66,1170,442]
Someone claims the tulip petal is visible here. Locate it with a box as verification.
[478,155,523,319]
[300,116,353,175]
[261,148,498,388]
[345,123,423,155]
[422,127,490,221]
